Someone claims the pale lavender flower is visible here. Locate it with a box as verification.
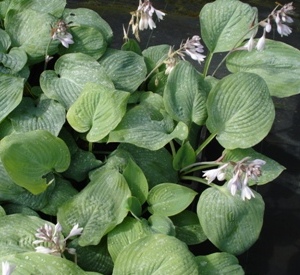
[227,172,241,196]
[64,224,83,240]
[2,261,15,275]
[180,35,206,64]
[244,35,255,52]
[51,20,74,48]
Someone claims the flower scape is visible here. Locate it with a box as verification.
[0,0,298,274]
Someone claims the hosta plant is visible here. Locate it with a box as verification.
[0,0,298,274]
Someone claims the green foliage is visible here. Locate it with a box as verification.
[0,0,298,273]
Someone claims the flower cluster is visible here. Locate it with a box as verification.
[128,0,165,41]
[164,35,206,74]
[244,2,295,51]
[33,222,83,258]
[203,157,266,201]
[51,19,74,48]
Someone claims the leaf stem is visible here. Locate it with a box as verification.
[169,140,176,158]
[195,132,216,156]
[181,175,214,186]
[203,51,213,77]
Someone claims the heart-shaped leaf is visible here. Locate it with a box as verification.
[147,183,197,216]
[197,185,264,255]
[113,234,199,275]
[142,44,170,72]
[164,61,209,126]
[173,141,196,171]
[63,8,113,44]
[227,39,300,97]
[200,0,257,53]
[0,74,24,123]
[0,130,70,194]
[206,72,275,149]
[57,166,131,246]
[0,47,27,73]
[67,83,129,142]
[98,48,147,93]
[109,92,189,150]
[40,53,114,109]
[0,29,11,52]
[148,214,175,236]
[8,96,65,136]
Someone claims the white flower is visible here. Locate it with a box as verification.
[256,32,266,51]
[276,22,292,37]
[202,163,228,184]
[64,224,83,240]
[137,0,165,30]
[35,246,55,254]
[244,35,255,51]
[227,172,241,196]
[2,261,15,275]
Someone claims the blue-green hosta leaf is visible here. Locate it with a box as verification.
[3,0,66,17]
[164,61,209,126]
[173,141,196,171]
[147,183,197,216]
[197,185,264,255]
[2,203,39,217]
[148,214,176,236]
[0,47,27,73]
[119,143,179,188]
[0,130,71,195]
[123,158,149,205]
[171,210,207,245]
[206,72,275,149]
[142,44,170,72]
[113,234,199,275]
[98,48,147,93]
[40,53,114,109]
[0,252,86,274]
[63,8,113,44]
[108,217,153,262]
[57,166,131,246]
[8,96,65,136]
[59,26,107,59]
[200,0,257,53]
[0,74,24,123]
[109,92,189,150]
[0,214,53,256]
[4,9,58,64]
[195,252,244,275]
[0,28,11,52]
[227,39,300,97]
[222,148,285,185]
[67,83,130,142]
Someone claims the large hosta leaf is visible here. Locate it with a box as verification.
[147,183,197,216]
[98,48,147,92]
[0,74,24,123]
[200,0,257,53]
[8,96,65,136]
[227,39,300,97]
[63,8,113,44]
[164,61,209,126]
[195,252,244,274]
[57,166,131,246]
[0,130,70,194]
[142,44,170,72]
[223,148,285,185]
[109,92,188,150]
[40,53,114,109]
[67,83,130,142]
[197,185,264,255]
[113,234,198,275]
[3,0,66,17]
[0,28,11,52]
[59,26,107,59]
[4,9,58,64]
[206,72,275,149]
